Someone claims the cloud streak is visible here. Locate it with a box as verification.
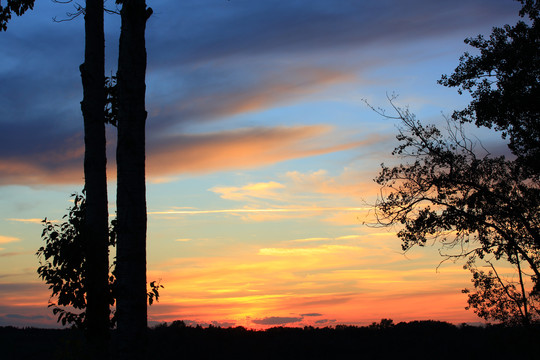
[149,207,368,216]
[147,125,363,178]
[252,316,303,326]
[0,125,364,185]
[0,236,20,244]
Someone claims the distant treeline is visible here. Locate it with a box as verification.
[2,320,539,360]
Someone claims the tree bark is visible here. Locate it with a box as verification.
[80,0,110,358]
[116,1,149,359]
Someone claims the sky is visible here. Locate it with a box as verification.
[0,0,523,329]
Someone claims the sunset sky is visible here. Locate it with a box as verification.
[0,0,522,329]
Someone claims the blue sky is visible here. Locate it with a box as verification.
[0,0,523,328]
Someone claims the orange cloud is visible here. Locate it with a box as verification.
[283,167,383,201]
[147,261,475,328]
[0,158,83,186]
[0,236,21,244]
[144,230,476,329]
[204,166,384,224]
[147,125,363,178]
[168,67,356,123]
[258,244,363,256]
[216,68,355,116]
[0,125,365,186]
[6,218,49,224]
[211,181,286,202]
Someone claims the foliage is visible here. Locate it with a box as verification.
[37,192,163,328]
[372,2,540,326]
[104,75,118,127]
[37,193,91,327]
[463,262,540,325]
[372,99,540,325]
[0,0,35,31]
[439,0,540,175]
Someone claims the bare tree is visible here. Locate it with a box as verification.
[115,1,152,359]
[80,1,111,357]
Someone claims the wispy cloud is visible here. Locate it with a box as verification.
[259,245,362,257]
[290,235,362,243]
[0,125,364,186]
[211,181,286,202]
[147,126,363,178]
[6,218,47,224]
[0,236,20,244]
[252,316,303,326]
[149,207,368,216]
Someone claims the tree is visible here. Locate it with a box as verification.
[371,99,539,326]
[36,192,163,328]
[37,193,115,329]
[462,261,539,326]
[79,0,111,357]
[115,1,152,359]
[0,0,35,31]
[372,0,540,326]
[439,0,540,176]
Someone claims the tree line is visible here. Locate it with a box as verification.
[2,320,539,360]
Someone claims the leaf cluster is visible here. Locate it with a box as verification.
[439,0,540,175]
[36,193,89,327]
[104,75,118,127]
[374,103,540,295]
[0,0,35,31]
[372,0,540,328]
[463,263,539,325]
[36,192,163,328]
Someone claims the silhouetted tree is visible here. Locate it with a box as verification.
[0,0,35,31]
[115,1,152,359]
[439,0,540,176]
[37,193,115,329]
[79,0,111,357]
[372,100,539,326]
[36,192,163,329]
[463,261,539,325]
[372,0,540,326]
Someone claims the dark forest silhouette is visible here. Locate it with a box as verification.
[3,321,539,360]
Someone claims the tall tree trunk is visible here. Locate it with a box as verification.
[80,0,110,358]
[116,1,149,359]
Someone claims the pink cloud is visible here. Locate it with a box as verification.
[0,125,364,186]
[146,125,363,178]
